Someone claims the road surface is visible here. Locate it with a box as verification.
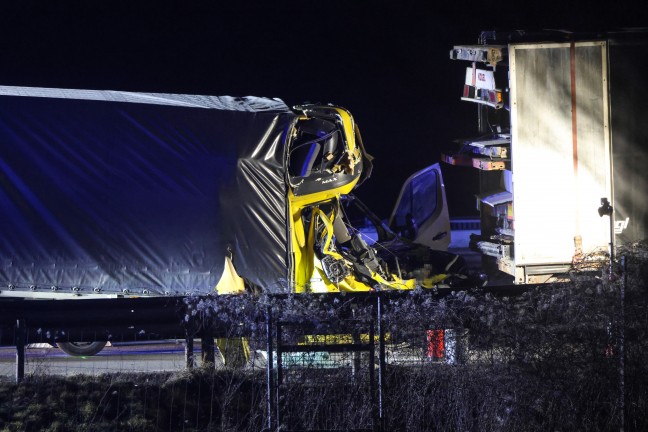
[0,341,222,379]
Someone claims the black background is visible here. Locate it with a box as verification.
[0,1,644,218]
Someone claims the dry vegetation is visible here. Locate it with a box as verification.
[1,245,647,431]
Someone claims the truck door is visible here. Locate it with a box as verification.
[389,163,451,251]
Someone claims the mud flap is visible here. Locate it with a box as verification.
[214,256,250,367]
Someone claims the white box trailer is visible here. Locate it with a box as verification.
[446,30,648,284]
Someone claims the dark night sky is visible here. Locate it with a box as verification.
[0,1,645,218]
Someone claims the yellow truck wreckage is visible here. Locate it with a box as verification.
[218,105,450,296]
[0,87,471,359]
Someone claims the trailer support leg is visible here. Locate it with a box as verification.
[201,326,215,367]
[15,319,26,383]
[185,331,195,370]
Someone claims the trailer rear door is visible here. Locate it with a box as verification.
[510,41,612,273]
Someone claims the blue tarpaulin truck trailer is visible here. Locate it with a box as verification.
[0,86,469,300]
[0,86,471,356]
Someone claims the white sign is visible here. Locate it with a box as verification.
[465,67,496,90]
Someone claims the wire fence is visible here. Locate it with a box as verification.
[1,246,648,431]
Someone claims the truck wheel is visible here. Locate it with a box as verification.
[57,341,107,356]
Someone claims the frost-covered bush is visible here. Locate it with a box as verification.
[2,246,646,431]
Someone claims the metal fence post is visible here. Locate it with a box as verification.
[15,319,26,383]
[368,316,377,431]
[619,255,626,432]
[275,320,283,429]
[265,305,275,431]
[377,294,386,431]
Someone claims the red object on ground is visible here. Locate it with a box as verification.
[426,329,445,359]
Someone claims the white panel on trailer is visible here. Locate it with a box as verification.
[510,41,611,268]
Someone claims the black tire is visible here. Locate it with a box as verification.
[57,341,107,356]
